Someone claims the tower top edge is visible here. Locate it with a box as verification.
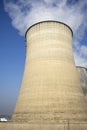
[76,66,87,71]
[25,20,73,38]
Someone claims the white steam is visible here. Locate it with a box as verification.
[4,0,87,68]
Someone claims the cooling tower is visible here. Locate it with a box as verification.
[77,66,87,96]
[12,21,87,122]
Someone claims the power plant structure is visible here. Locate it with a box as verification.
[0,21,87,130]
[77,66,87,96]
[12,21,87,122]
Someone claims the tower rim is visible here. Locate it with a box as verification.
[25,20,73,38]
[76,66,87,71]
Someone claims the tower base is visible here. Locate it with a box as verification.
[0,121,87,130]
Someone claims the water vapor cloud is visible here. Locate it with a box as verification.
[4,0,87,67]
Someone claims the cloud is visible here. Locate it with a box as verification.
[74,43,87,67]
[4,0,87,68]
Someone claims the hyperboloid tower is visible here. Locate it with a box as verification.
[12,21,87,123]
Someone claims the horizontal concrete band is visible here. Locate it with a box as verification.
[0,122,87,130]
[12,112,87,123]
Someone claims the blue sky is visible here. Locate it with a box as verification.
[0,0,25,115]
[0,0,87,116]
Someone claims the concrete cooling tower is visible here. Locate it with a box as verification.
[77,67,87,96]
[12,21,87,123]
